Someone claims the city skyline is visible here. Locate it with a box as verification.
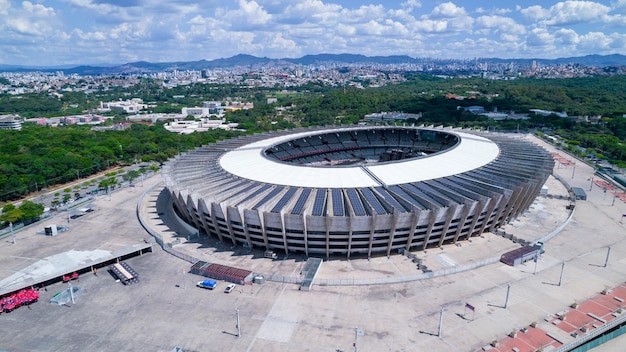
[1,0,625,67]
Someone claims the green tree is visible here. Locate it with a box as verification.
[0,207,24,224]
[18,200,44,220]
[123,170,141,184]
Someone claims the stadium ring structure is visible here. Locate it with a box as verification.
[162,125,554,259]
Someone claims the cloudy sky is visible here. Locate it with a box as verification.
[1,0,625,66]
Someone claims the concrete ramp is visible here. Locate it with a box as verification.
[299,258,322,291]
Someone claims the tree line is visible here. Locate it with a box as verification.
[1,74,626,203]
[0,123,239,201]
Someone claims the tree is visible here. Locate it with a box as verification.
[2,204,16,213]
[0,200,43,225]
[0,207,24,224]
[18,200,44,220]
[123,170,141,184]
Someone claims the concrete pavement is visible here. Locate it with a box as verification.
[1,133,625,351]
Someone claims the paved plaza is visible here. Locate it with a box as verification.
[0,133,625,351]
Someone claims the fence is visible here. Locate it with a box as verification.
[266,257,501,286]
[555,312,626,352]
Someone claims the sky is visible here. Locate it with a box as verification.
[1,0,626,67]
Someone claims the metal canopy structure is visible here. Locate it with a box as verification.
[0,244,152,297]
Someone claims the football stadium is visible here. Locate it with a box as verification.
[162,126,554,258]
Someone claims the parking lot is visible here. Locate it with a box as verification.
[1,133,626,351]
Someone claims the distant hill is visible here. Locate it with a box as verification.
[284,54,418,65]
[0,53,625,75]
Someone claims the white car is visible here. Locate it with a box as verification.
[224,283,236,293]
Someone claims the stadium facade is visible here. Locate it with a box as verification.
[162,126,554,258]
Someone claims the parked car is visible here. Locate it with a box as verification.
[224,283,236,293]
[196,279,218,290]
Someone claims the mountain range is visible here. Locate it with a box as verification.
[1,53,625,75]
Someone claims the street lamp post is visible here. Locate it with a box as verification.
[612,194,617,206]
[10,222,15,244]
[558,262,566,286]
[438,306,444,338]
[236,308,241,338]
[504,284,511,309]
[68,282,75,304]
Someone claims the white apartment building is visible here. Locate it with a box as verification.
[99,98,147,114]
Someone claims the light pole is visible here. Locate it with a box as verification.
[504,284,511,309]
[353,328,363,352]
[68,282,75,304]
[438,306,444,338]
[558,262,566,287]
[612,193,617,206]
[236,307,241,338]
[604,246,611,268]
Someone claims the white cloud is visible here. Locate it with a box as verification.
[418,2,473,33]
[411,19,448,33]
[554,28,580,45]
[72,28,107,41]
[281,0,342,25]
[526,27,554,47]
[263,32,299,54]
[356,19,408,36]
[578,31,615,50]
[500,33,520,43]
[0,0,625,66]
[546,1,610,25]
[430,2,467,18]
[607,32,626,49]
[401,0,421,10]
[336,23,356,36]
[1,1,58,37]
[342,4,386,23]
[521,1,611,26]
[223,0,272,29]
[475,7,512,15]
[612,0,626,8]
[66,0,122,16]
[519,5,550,21]
[22,1,55,17]
[475,16,526,35]
[0,0,10,16]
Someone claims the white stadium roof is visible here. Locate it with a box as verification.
[218,128,499,188]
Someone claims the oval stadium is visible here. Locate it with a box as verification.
[162,126,554,258]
